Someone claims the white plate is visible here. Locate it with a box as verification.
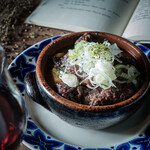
[8,35,150,150]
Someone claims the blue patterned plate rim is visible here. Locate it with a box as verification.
[8,35,150,150]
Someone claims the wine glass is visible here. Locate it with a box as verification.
[0,46,26,149]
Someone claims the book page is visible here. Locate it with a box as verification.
[26,0,139,35]
[122,0,150,41]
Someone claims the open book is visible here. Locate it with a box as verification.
[25,0,150,43]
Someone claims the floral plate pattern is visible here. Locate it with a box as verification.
[8,35,150,150]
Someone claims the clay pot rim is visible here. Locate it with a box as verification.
[36,31,150,112]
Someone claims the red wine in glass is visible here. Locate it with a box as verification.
[0,46,26,149]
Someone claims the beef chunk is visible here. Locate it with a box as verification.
[84,83,135,106]
[75,33,93,44]
[56,82,76,101]
[56,82,83,103]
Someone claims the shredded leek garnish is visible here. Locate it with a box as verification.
[60,73,79,87]
[59,40,140,89]
[115,64,140,85]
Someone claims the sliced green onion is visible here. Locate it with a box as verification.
[120,72,128,79]
[60,73,79,87]
[115,64,140,85]
[128,65,140,78]
[109,43,122,55]
[115,64,130,70]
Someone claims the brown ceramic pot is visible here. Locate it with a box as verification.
[24,32,150,129]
